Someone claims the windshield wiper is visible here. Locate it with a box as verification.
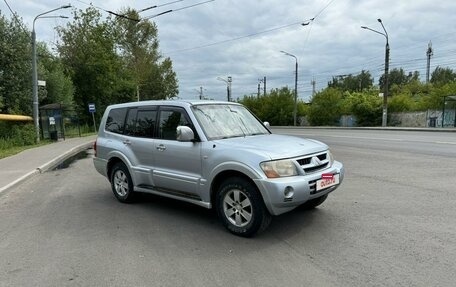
[229,108,247,137]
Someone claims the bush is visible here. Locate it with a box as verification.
[308,88,343,126]
[346,92,382,126]
[0,122,36,146]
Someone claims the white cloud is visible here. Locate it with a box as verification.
[3,0,456,102]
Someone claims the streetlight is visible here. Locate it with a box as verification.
[280,50,298,126]
[361,18,389,127]
[217,76,232,102]
[32,4,71,143]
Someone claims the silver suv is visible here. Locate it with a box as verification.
[93,100,344,236]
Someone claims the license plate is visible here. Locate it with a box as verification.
[316,174,340,191]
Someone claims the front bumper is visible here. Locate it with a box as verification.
[254,161,344,215]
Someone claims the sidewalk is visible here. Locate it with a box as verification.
[0,135,96,194]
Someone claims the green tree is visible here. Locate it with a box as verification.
[0,13,31,115]
[239,87,297,125]
[421,82,456,110]
[328,70,373,92]
[379,68,420,93]
[388,94,416,113]
[344,91,382,126]
[261,87,295,125]
[239,94,264,118]
[308,88,343,126]
[430,66,456,86]
[57,7,135,122]
[36,43,74,108]
[114,9,178,100]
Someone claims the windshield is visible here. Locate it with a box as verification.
[192,104,270,140]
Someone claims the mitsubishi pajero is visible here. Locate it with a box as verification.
[93,100,344,236]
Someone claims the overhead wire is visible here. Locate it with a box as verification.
[165,19,315,54]
[2,0,30,36]
[167,0,336,55]
[143,0,215,19]
[74,0,213,22]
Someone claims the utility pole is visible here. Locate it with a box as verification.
[137,85,140,101]
[228,76,232,102]
[263,76,266,97]
[32,4,71,143]
[384,33,390,127]
[361,19,389,127]
[257,76,266,97]
[311,78,316,96]
[217,76,232,101]
[426,41,433,84]
[199,86,203,100]
[280,51,298,126]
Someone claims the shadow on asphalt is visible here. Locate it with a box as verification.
[52,149,91,170]
[125,191,328,239]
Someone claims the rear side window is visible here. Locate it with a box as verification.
[135,110,157,138]
[105,108,127,134]
[124,108,137,136]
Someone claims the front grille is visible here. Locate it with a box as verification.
[296,151,330,174]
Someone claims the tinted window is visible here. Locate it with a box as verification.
[124,108,137,136]
[159,108,190,140]
[105,108,127,134]
[135,110,157,138]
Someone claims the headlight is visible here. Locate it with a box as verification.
[328,150,334,166]
[260,159,298,178]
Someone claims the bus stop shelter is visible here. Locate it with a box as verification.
[39,103,65,140]
[442,95,456,127]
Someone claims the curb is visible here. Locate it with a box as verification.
[37,141,94,173]
[0,140,94,195]
[271,126,456,132]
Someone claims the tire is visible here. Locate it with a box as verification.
[301,194,328,210]
[216,177,272,237]
[110,162,135,203]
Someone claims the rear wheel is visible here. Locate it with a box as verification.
[216,177,271,237]
[110,162,135,203]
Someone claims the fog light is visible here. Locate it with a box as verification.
[284,186,294,198]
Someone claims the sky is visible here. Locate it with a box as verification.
[2,0,456,102]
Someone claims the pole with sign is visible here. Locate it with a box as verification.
[88,103,97,133]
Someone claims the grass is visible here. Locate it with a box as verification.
[0,133,96,160]
[0,140,52,160]
[0,122,96,160]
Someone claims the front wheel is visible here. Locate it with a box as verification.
[216,177,271,237]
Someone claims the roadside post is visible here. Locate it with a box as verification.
[88,103,97,133]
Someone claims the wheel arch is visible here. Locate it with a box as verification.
[210,170,264,208]
[107,157,127,182]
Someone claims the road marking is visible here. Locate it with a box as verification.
[435,141,456,145]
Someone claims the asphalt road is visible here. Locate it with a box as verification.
[1,129,455,287]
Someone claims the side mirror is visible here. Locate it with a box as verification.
[176,126,195,142]
[263,121,270,129]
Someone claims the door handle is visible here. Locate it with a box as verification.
[156,144,166,151]
[123,140,131,145]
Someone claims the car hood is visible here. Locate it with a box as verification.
[213,134,328,160]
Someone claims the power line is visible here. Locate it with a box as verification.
[143,0,215,19]
[165,18,315,54]
[166,0,336,55]
[2,0,29,35]
[74,0,213,22]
